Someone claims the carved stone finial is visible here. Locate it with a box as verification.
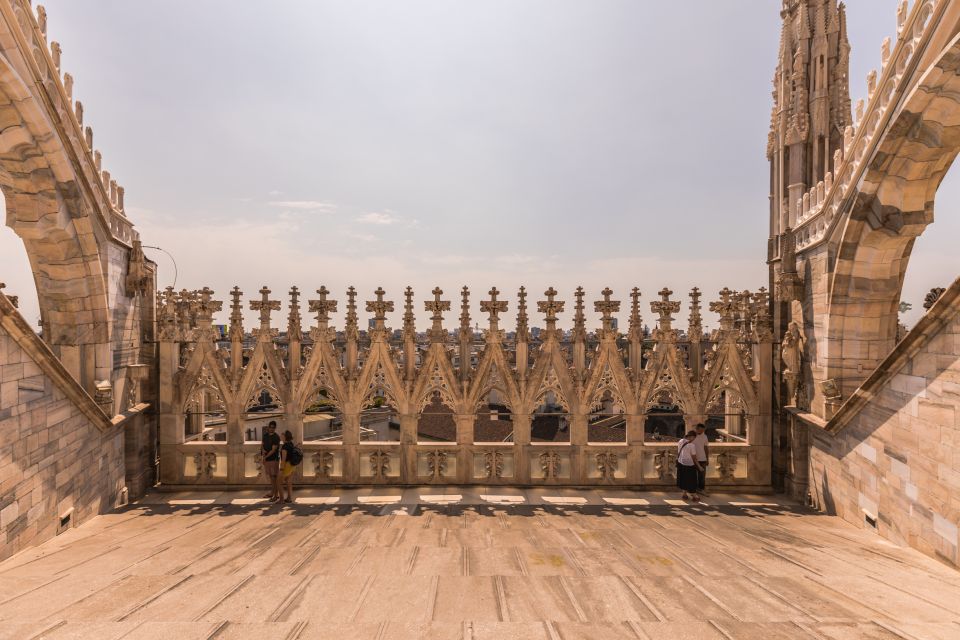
[572,286,586,339]
[537,287,565,333]
[36,5,47,37]
[650,287,680,332]
[752,288,772,341]
[897,0,908,31]
[424,286,450,342]
[516,286,529,342]
[63,72,73,100]
[194,288,223,337]
[229,286,244,338]
[50,41,61,71]
[365,287,394,334]
[249,285,280,335]
[75,100,83,127]
[709,287,738,333]
[345,286,359,339]
[287,286,302,340]
[628,288,642,337]
[308,286,337,328]
[459,286,471,333]
[688,287,703,340]
[594,287,620,336]
[402,286,415,338]
[480,286,508,334]
[159,286,180,342]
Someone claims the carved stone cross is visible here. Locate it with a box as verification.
[594,287,621,333]
[196,287,222,325]
[537,287,565,332]
[425,287,450,323]
[480,286,508,332]
[249,286,280,331]
[709,287,738,331]
[650,287,680,331]
[308,286,338,328]
[424,286,450,341]
[229,286,244,335]
[366,287,394,331]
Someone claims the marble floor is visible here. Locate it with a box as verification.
[1,488,959,639]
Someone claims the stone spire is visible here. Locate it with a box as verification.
[403,287,416,339]
[516,286,529,342]
[627,287,643,373]
[287,286,302,341]
[229,286,244,339]
[769,0,851,240]
[515,286,530,378]
[345,286,358,339]
[459,286,472,382]
[287,286,303,377]
[403,287,417,381]
[688,287,703,341]
[344,286,359,376]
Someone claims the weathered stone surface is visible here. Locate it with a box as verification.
[1,491,959,638]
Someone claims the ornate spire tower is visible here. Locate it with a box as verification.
[768,0,850,245]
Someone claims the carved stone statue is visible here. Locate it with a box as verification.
[781,321,803,406]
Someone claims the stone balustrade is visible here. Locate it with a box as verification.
[157,285,773,489]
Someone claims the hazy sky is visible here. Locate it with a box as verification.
[1,0,955,331]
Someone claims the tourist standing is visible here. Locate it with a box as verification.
[693,423,710,496]
[261,421,282,502]
[279,430,301,503]
[676,430,700,501]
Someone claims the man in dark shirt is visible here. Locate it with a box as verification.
[261,421,282,501]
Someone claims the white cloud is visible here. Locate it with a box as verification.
[269,200,336,212]
[356,211,397,225]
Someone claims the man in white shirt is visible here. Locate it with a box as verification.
[693,423,709,496]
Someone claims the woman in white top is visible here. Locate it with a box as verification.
[676,430,700,501]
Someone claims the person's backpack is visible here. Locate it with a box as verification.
[288,444,303,466]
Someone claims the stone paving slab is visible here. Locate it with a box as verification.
[1,490,959,639]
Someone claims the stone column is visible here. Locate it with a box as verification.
[513,413,531,482]
[157,338,181,485]
[456,414,475,483]
[400,414,417,445]
[626,413,645,485]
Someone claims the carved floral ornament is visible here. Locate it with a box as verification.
[165,285,766,425]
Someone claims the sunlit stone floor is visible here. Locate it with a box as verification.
[1,488,959,640]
